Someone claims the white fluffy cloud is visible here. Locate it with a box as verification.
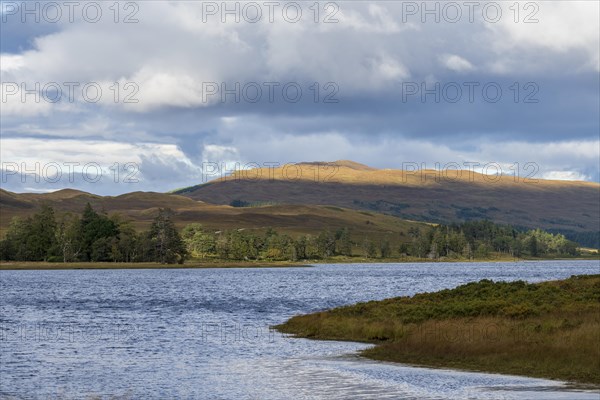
[0,138,202,194]
[4,1,596,114]
[486,1,600,73]
[440,54,474,72]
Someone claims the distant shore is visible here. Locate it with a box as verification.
[0,261,311,270]
[1,254,597,270]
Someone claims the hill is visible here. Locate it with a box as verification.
[0,188,424,242]
[2,160,598,247]
[174,161,600,245]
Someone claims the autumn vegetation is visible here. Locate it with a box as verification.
[275,275,600,384]
[0,203,583,265]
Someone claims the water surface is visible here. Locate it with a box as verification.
[1,260,599,399]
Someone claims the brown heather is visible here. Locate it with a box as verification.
[276,275,600,384]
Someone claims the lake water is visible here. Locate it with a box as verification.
[1,260,599,399]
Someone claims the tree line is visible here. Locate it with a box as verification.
[0,204,186,264]
[181,225,352,261]
[0,205,581,264]
[183,220,580,261]
[401,220,579,259]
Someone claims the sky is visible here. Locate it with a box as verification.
[1,0,599,195]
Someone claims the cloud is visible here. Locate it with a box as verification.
[336,3,407,34]
[0,138,203,194]
[1,82,54,116]
[0,1,598,193]
[542,171,590,181]
[485,1,600,73]
[440,54,474,72]
[0,53,25,71]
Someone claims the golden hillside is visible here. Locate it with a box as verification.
[175,160,600,234]
[0,188,424,242]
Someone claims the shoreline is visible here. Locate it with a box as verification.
[0,261,312,270]
[1,256,597,270]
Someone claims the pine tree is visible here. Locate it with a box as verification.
[80,203,118,261]
[149,208,186,264]
[529,235,539,257]
[26,204,57,261]
[0,217,30,260]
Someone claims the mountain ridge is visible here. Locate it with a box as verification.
[1,160,598,246]
[173,161,600,236]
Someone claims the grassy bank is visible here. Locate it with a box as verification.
[0,261,311,270]
[275,275,600,384]
[2,254,597,270]
[317,253,599,264]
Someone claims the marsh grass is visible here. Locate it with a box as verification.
[275,275,600,384]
